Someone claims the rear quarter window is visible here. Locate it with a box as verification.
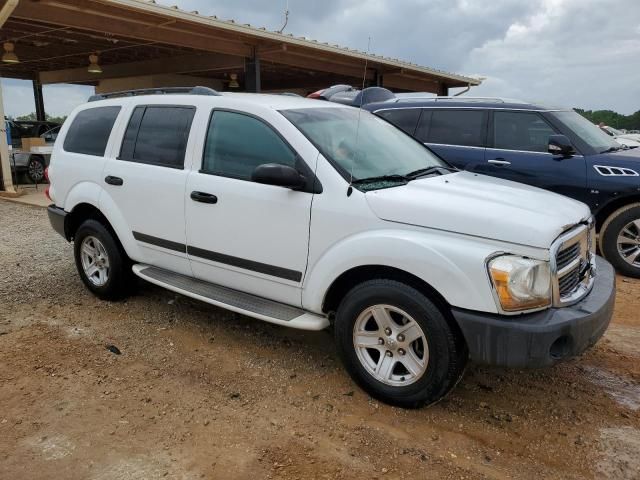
[63,106,121,156]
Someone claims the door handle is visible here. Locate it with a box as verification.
[487,159,511,166]
[105,175,124,186]
[190,191,218,204]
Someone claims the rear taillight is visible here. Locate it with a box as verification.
[44,167,49,183]
[45,186,51,201]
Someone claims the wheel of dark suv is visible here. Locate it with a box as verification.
[600,203,640,278]
[73,219,134,300]
[27,156,45,183]
[334,279,468,408]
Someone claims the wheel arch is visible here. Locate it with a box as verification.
[595,194,640,231]
[323,264,453,319]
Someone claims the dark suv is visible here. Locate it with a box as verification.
[363,97,640,278]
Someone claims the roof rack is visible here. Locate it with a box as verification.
[389,96,525,104]
[88,86,221,102]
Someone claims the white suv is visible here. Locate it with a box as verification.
[47,87,615,407]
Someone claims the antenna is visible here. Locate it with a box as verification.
[348,36,371,190]
[278,0,290,34]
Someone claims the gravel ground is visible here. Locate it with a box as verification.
[0,200,639,480]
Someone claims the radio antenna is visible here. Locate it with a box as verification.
[348,36,371,191]
[277,0,290,34]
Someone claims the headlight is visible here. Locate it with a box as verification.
[488,255,551,312]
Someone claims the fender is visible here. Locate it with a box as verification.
[64,182,144,261]
[302,228,547,315]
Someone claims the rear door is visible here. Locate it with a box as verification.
[100,103,196,275]
[415,108,487,169]
[481,110,588,201]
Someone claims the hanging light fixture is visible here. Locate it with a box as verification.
[87,53,102,73]
[2,42,19,64]
[228,73,240,88]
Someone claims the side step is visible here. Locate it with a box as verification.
[132,265,329,331]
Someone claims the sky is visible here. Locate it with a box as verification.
[2,0,639,117]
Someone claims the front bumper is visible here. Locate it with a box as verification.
[47,204,68,240]
[452,256,615,368]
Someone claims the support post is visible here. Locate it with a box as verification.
[375,70,384,87]
[0,77,17,193]
[33,79,46,121]
[245,51,261,93]
[437,82,449,96]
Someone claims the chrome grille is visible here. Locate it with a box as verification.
[552,221,595,306]
[556,243,581,271]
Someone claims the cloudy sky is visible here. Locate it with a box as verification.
[3,0,639,117]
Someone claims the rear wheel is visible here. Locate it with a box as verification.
[73,219,134,299]
[600,203,640,278]
[334,279,467,408]
[27,156,45,183]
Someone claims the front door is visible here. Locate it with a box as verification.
[479,110,588,203]
[185,109,315,306]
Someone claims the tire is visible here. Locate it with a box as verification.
[73,219,134,300]
[599,203,640,278]
[27,156,46,183]
[334,279,468,408]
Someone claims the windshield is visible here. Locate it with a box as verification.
[606,126,623,136]
[281,107,447,188]
[550,110,621,153]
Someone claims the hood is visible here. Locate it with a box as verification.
[365,171,590,249]
[618,133,640,142]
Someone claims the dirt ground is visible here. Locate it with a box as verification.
[0,200,639,480]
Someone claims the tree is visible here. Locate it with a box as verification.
[14,112,67,124]
[576,108,640,130]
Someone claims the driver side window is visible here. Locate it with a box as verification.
[202,110,297,180]
[493,111,557,152]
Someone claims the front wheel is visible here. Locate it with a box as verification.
[600,203,640,278]
[334,279,467,408]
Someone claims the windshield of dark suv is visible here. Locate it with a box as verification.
[550,110,622,154]
[281,107,449,190]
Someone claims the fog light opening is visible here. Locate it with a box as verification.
[550,335,573,360]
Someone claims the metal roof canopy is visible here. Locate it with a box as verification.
[0,0,480,93]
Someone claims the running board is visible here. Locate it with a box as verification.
[132,264,329,331]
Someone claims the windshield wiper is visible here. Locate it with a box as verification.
[352,174,409,185]
[405,165,457,179]
[600,146,623,154]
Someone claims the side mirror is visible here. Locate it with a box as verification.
[548,134,575,157]
[252,163,307,190]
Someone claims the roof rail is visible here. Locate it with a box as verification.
[390,96,526,104]
[88,86,221,102]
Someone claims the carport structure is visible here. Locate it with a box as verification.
[0,0,480,192]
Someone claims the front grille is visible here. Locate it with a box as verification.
[558,263,582,295]
[556,243,580,271]
[553,222,595,305]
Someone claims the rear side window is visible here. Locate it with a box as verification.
[119,106,195,169]
[493,111,557,152]
[419,109,485,147]
[63,106,121,156]
[202,110,297,180]
[376,109,421,135]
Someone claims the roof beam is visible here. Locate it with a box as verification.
[12,0,253,58]
[383,74,441,93]
[39,52,243,84]
[0,0,19,29]
[261,51,374,82]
